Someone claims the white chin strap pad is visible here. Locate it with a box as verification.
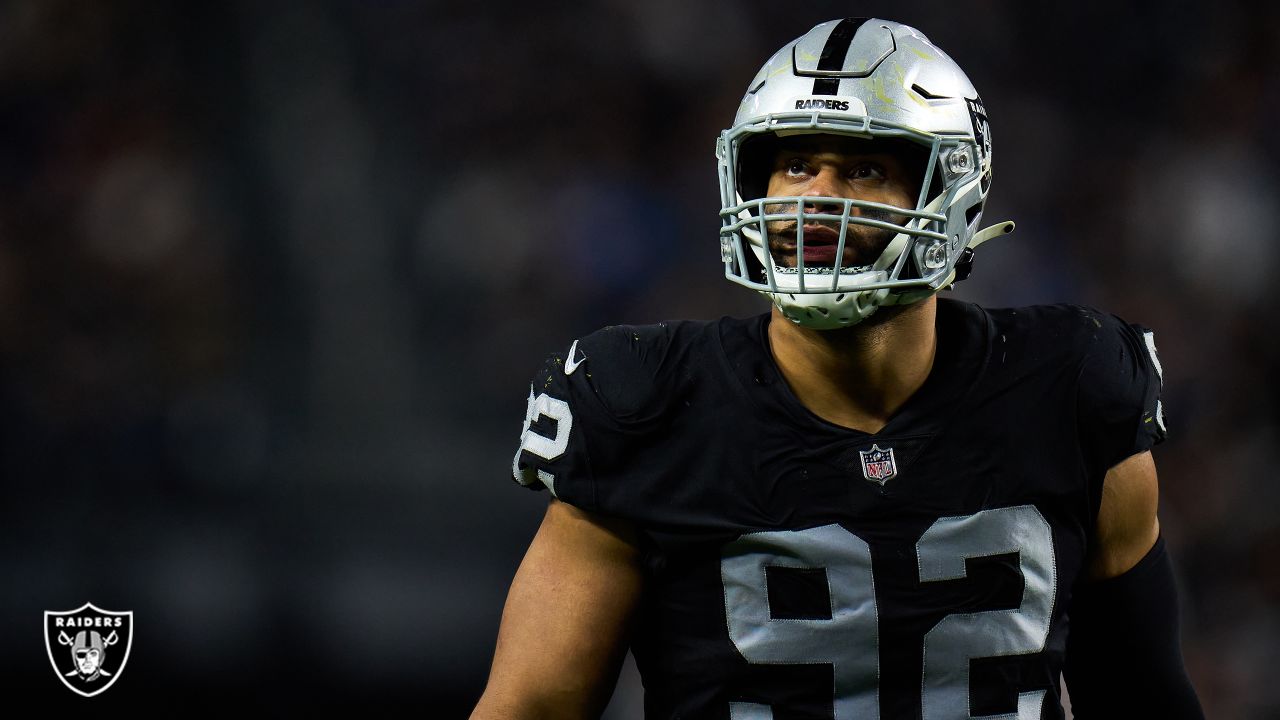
[969,220,1015,250]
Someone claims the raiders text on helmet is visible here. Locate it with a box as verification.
[716,18,1014,328]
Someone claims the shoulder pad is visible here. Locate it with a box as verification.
[566,322,680,419]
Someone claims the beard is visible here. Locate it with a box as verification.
[764,202,907,270]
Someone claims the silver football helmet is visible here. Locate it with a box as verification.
[717,18,1014,328]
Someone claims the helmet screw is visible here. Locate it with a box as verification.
[947,148,972,174]
[923,241,947,270]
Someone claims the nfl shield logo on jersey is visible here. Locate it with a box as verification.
[44,602,133,697]
[859,444,898,485]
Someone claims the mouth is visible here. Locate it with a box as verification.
[768,219,903,270]
[772,224,846,266]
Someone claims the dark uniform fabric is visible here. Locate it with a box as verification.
[512,298,1165,720]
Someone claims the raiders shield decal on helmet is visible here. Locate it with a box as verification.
[45,602,133,697]
[859,444,898,485]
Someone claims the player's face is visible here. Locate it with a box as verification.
[76,648,101,674]
[763,135,920,269]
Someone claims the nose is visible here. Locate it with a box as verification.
[800,167,843,212]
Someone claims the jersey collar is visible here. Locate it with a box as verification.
[718,298,992,440]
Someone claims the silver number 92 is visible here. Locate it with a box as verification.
[721,505,1056,719]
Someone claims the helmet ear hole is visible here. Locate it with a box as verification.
[965,200,985,228]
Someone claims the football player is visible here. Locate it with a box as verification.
[474,18,1204,719]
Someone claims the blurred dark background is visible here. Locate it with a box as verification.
[2,0,1277,716]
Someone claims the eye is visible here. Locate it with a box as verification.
[785,158,809,177]
[849,162,887,181]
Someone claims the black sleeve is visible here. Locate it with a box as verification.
[510,324,673,511]
[1064,536,1204,718]
[1076,312,1167,476]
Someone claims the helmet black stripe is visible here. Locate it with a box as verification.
[812,17,869,95]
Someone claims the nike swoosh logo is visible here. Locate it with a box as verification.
[564,339,586,375]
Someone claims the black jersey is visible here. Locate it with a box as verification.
[511,298,1166,720]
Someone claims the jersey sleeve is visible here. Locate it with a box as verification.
[1075,310,1167,475]
[510,323,674,512]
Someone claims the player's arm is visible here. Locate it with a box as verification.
[471,498,644,720]
[1084,449,1161,581]
[1064,450,1204,718]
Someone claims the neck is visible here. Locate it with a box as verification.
[767,297,938,433]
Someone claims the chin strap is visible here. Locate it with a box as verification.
[969,220,1016,250]
[941,220,1016,289]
